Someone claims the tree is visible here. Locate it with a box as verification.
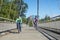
[39,15,51,23]
[0,0,18,19]
[44,15,50,21]
[0,0,28,21]
[14,0,28,17]
[22,17,27,23]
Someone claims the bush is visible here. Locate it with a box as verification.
[55,18,60,21]
[29,20,33,27]
[22,17,27,24]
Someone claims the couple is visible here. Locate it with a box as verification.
[16,16,22,33]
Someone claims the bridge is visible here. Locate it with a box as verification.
[0,17,60,40]
[0,0,60,40]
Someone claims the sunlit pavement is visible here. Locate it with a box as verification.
[0,24,48,40]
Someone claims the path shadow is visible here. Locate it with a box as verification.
[7,30,18,34]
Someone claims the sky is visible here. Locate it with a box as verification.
[23,0,60,19]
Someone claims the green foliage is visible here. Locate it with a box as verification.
[39,15,51,23]
[55,18,60,21]
[22,17,27,23]
[29,20,33,27]
[45,15,50,21]
[0,0,28,21]
[14,0,28,17]
[22,17,33,27]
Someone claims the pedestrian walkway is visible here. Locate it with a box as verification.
[0,24,48,40]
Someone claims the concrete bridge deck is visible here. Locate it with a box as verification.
[0,24,48,40]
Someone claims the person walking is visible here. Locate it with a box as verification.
[34,16,38,29]
[16,16,22,33]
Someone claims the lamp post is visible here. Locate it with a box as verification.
[37,0,39,25]
[37,0,39,18]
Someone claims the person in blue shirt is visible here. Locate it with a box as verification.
[16,16,22,33]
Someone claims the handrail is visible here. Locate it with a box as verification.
[0,17,15,22]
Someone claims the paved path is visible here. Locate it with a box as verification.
[0,24,48,40]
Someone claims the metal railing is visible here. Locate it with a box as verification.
[0,17,16,33]
[39,15,60,33]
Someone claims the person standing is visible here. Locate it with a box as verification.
[16,16,22,33]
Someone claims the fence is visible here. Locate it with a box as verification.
[0,17,16,32]
[39,15,60,29]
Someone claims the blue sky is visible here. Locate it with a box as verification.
[24,0,60,19]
